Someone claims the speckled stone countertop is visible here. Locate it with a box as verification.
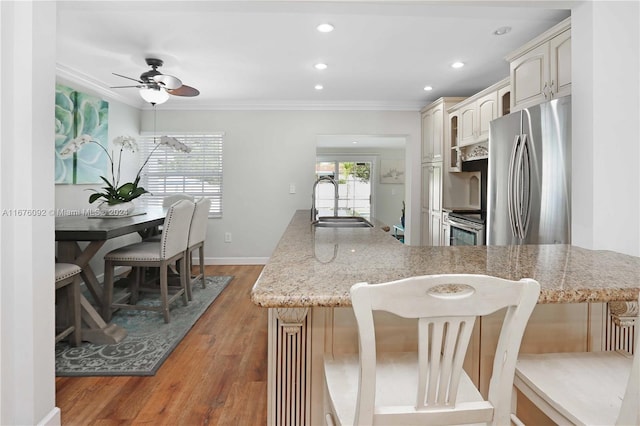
[251,210,640,308]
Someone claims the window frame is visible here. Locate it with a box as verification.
[137,132,224,218]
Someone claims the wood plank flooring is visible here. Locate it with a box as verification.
[55,265,268,426]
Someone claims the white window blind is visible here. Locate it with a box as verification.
[138,133,223,218]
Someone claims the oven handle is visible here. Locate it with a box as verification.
[448,219,483,234]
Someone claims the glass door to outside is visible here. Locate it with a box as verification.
[315,160,372,219]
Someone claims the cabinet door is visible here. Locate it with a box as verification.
[459,105,476,146]
[429,163,442,212]
[421,109,434,162]
[476,92,498,141]
[510,42,549,111]
[421,164,432,246]
[430,212,442,246]
[549,29,571,98]
[431,104,444,162]
[421,210,430,246]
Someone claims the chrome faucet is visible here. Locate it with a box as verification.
[311,176,339,221]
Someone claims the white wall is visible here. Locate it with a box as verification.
[0,2,59,424]
[571,1,640,257]
[140,109,420,262]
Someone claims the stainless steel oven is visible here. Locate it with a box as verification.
[448,213,485,246]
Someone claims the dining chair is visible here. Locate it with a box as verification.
[103,199,195,323]
[146,193,196,240]
[163,193,194,208]
[323,274,540,426]
[185,197,211,300]
[55,263,82,346]
[512,294,640,426]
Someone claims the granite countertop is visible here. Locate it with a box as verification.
[251,210,640,308]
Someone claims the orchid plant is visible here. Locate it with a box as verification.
[59,134,191,205]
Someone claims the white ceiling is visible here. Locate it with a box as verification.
[56,1,571,112]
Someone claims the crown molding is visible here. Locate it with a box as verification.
[56,63,143,108]
[58,62,424,112]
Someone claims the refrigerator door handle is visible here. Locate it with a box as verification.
[513,134,531,240]
[518,134,532,239]
[507,134,520,239]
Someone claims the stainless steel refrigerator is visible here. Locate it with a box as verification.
[487,95,571,245]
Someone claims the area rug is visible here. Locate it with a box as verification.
[55,275,232,376]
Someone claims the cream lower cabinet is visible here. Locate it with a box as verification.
[421,163,443,246]
[508,17,571,111]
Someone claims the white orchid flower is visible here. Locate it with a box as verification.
[159,136,191,153]
[58,134,94,158]
[113,135,138,152]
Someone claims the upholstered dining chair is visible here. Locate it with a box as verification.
[185,197,211,300]
[323,274,540,426]
[55,263,82,346]
[163,193,194,207]
[149,193,195,238]
[512,293,640,426]
[103,199,195,323]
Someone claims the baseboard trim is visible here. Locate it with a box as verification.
[195,257,269,265]
[38,407,61,426]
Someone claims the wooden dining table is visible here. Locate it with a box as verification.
[55,207,166,344]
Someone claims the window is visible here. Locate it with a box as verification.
[138,133,223,217]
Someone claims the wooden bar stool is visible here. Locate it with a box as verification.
[55,263,82,346]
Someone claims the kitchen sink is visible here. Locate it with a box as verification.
[311,216,373,228]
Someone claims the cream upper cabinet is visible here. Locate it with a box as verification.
[421,103,444,162]
[457,91,498,147]
[507,17,571,112]
[421,109,434,162]
[421,97,465,164]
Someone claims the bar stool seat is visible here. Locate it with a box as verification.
[55,263,82,346]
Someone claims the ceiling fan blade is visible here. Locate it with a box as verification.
[167,85,200,97]
[110,85,145,89]
[153,74,182,90]
[112,72,143,84]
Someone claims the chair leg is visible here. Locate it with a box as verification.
[70,275,82,346]
[103,260,114,321]
[159,262,170,323]
[180,256,189,306]
[199,245,206,288]
[185,249,193,301]
[130,266,141,304]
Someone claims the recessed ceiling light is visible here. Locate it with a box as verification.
[317,23,334,33]
[314,63,328,70]
[315,84,324,90]
[352,141,358,144]
[451,62,465,69]
[493,26,512,36]
[423,86,433,91]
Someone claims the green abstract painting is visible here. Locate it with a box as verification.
[55,84,109,184]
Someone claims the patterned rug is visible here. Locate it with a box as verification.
[55,275,232,376]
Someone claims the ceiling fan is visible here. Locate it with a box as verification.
[112,58,200,104]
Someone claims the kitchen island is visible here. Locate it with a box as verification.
[251,210,640,426]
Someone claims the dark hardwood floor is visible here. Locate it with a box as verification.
[55,265,268,425]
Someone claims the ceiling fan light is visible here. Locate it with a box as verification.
[139,87,169,105]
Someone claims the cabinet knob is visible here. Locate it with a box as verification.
[543,82,548,99]
[549,80,555,97]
